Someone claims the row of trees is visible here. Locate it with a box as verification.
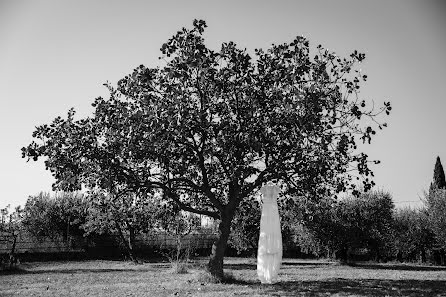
[230,187,446,265]
[292,157,446,265]
[5,183,445,266]
[230,189,394,261]
[21,20,391,278]
[1,191,202,265]
[3,158,445,266]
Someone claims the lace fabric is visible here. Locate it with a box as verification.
[257,184,282,284]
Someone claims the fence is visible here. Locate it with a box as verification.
[0,229,218,258]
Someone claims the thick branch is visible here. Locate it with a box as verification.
[167,190,220,219]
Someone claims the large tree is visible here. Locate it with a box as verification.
[22,20,390,278]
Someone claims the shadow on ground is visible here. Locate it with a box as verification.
[0,263,172,275]
[225,261,332,271]
[258,279,446,297]
[348,263,446,272]
[0,267,163,275]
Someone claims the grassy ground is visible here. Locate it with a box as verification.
[1,258,446,296]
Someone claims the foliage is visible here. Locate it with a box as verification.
[425,160,446,265]
[228,197,261,254]
[82,190,161,261]
[299,190,395,261]
[22,191,163,261]
[0,205,22,268]
[22,192,87,241]
[287,223,326,257]
[429,156,446,194]
[425,189,446,251]
[22,19,390,277]
[393,207,434,262]
[155,203,201,273]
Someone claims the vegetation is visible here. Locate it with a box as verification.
[424,189,446,265]
[429,156,446,194]
[22,19,390,279]
[393,207,433,263]
[13,155,446,268]
[0,205,22,269]
[286,190,394,262]
[22,192,87,240]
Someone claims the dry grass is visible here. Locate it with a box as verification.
[1,258,446,296]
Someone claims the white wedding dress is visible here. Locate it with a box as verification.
[257,184,282,284]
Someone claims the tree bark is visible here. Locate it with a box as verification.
[9,233,18,269]
[207,210,233,279]
[420,248,426,263]
[337,247,348,263]
[115,221,137,263]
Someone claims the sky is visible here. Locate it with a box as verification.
[1,0,445,210]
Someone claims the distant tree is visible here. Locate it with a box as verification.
[22,20,391,278]
[425,188,446,265]
[301,190,394,262]
[429,156,446,194]
[82,190,160,261]
[227,197,261,254]
[22,193,56,239]
[288,223,325,257]
[22,192,87,241]
[153,202,201,272]
[0,205,22,268]
[426,157,446,265]
[393,207,434,263]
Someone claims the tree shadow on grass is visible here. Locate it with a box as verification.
[281,261,333,267]
[225,261,332,271]
[259,279,446,297]
[349,262,446,272]
[0,266,164,275]
[224,263,257,270]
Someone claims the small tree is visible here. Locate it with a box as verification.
[156,206,198,273]
[425,188,446,265]
[301,190,394,262]
[0,205,22,269]
[82,190,160,262]
[22,192,87,241]
[393,207,434,263]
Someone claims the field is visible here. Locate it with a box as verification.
[1,258,446,297]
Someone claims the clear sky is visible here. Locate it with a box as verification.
[1,0,445,209]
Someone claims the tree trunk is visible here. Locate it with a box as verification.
[9,233,18,269]
[207,212,233,279]
[421,248,426,263]
[337,247,348,263]
[115,221,137,263]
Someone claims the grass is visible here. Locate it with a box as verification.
[1,258,446,296]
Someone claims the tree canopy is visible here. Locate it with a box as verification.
[22,19,391,278]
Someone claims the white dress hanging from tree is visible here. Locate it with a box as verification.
[257,183,282,284]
